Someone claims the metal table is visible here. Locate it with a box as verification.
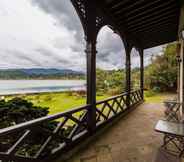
[155,120,184,157]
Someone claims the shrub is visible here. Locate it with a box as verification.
[44,95,52,102]
[144,90,157,97]
[0,97,49,128]
[107,87,122,96]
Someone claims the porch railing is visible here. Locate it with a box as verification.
[0,89,143,162]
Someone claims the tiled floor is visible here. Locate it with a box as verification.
[66,103,169,162]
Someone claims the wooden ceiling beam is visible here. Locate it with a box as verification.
[135,28,177,47]
[143,37,176,49]
[119,0,177,22]
[111,0,147,12]
[114,0,165,15]
[107,0,135,9]
[123,7,178,27]
[125,12,178,29]
[141,33,176,42]
[132,24,177,36]
[138,29,177,40]
[126,15,178,32]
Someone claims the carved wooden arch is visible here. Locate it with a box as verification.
[70,0,86,34]
[71,0,106,43]
[95,24,131,57]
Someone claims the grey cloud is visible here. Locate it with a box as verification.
[31,0,84,40]
[35,46,86,71]
[35,47,71,66]
[4,50,43,67]
[97,29,126,69]
[31,0,85,54]
[53,37,84,53]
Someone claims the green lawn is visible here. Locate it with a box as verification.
[20,92,109,115]
[144,91,177,103]
[6,91,177,115]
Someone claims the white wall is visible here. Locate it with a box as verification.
[180,40,184,116]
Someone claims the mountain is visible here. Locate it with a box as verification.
[0,68,85,79]
[20,68,83,75]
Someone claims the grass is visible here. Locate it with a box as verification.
[14,92,110,115]
[144,90,177,103]
[6,90,177,115]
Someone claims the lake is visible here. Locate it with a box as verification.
[0,80,86,95]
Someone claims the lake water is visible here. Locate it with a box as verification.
[0,80,86,95]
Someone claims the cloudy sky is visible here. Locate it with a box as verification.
[0,0,163,71]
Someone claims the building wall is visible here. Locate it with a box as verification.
[179,40,184,116]
[179,4,184,116]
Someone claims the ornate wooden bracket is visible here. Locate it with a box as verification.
[71,0,106,41]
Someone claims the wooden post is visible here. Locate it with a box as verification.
[125,42,132,108]
[139,48,144,100]
[85,40,97,132]
[85,1,97,132]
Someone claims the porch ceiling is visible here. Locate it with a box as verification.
[95,0,181,49]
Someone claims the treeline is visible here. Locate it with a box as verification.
[96,43,178,94]
[0,69,85,80]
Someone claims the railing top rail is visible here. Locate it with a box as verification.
[130,89,141,93]
[96,91,128,105]
[96,89,141,104]
[0,104,90,136]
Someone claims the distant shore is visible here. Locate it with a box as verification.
[0,89,86,97]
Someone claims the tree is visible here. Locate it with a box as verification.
[96,68,125,95]
[0,97,49,128]
[145,43,178,92]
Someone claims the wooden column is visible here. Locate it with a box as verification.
[85,1,97,132]
[125,42,132,108]
[85,39,97,132]
[139,48,144,100]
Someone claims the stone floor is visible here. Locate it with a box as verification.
[67,103,168,162]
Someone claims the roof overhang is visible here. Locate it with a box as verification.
[94,0,181,49]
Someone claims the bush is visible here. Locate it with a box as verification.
[0,98,54,156]
[107,87,122,96]
[44,95,52,102]
[144,90,157,98]
[0,97,49,128]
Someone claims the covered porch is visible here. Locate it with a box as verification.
[68,103,164,162]
[0,0,183,162]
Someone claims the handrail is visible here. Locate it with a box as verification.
[96,91,128,104]
[96,89,141,105]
